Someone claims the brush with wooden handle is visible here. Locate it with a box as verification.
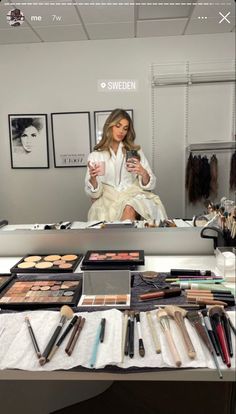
[165,305,196,359]
[157,309,181,367]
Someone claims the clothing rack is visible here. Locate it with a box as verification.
[187,141,236,153]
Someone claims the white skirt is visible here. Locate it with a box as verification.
[88,182,167,222]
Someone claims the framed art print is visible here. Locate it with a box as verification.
[9,114,49,169]
[94,109,133,144]
[51,112,91,167]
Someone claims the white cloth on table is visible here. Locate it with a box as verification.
[0,309,235,371]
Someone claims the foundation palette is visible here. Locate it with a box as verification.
[79,294,130,307]
[0,278,82,308]
[81,250,144,270]
[10,254,83,274]
[78,270,131,308]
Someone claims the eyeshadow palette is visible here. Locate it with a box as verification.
[10,254,83,274]
[79,294,130,307]
[81,250,144,270]
[0,274,15,292]
[0,278,82,308]
[78,270,131,308]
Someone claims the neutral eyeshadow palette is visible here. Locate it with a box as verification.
[0,274,15,292]
[0,278,82,308]
[10,254,83,274]
[79,294,130,307]
[78,270,131,308]
[81,250,144,270]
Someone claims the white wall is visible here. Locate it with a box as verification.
[0,33,234,223]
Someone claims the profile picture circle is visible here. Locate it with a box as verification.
[7,9,25,27]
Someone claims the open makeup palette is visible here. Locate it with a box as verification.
[81,250,144,270]
[10,254,83,273]
[0,274,15,292]
[78,270,131,308]
[0,276,82,308]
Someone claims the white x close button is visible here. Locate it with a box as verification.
[219,12,231,24]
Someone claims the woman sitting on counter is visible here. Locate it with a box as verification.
[85,108,167,222]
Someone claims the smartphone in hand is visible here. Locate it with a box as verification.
[126,150,140,161]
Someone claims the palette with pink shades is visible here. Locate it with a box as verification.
[81,250,144,270]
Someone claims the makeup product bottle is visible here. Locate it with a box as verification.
[170,269,212,276]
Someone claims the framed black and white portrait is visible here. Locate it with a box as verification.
[51,112,91,167]
[9,114,49,169]
[94,109,133,144]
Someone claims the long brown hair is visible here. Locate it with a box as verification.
[94,108,140,154]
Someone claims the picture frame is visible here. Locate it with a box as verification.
[51,112,92,167]
[94,109,133,144]
[9,114,49,169]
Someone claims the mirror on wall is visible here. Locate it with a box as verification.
[0,2,235,225]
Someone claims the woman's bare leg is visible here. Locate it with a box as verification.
[121,205,137,221]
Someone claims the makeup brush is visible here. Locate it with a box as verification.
[47,315,79,361]
[146,311,161,354]
[165,305,196,359]
[186,311,222,379]
[121,310,129,363]
[209,306,231,368]
[135,313,145,357]
[25,316,41,359]
[39,305,74,366]
[157,309,181,367]
[223,310,236,337]
[221,312,233,357]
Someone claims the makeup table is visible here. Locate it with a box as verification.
[0,255,234,383]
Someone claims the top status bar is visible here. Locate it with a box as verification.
[3,2,234,6]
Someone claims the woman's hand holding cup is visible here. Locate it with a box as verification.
[88,161,105,188]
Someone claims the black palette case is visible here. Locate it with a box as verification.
[10,254,83,274]
[0,274,82,309]
[81,250,145,270]
[0,274,15,293]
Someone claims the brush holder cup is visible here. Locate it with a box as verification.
[200,226,236,249]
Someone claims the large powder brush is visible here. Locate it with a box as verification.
[165,305,196,359]
[39,305,74,366]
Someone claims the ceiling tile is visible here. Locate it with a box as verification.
[86,22,134,40]
[137,18,188,37]
[35,24,87,41]
[186,17,234,35]
[77,4,134,23]
[0,28,41,44]
[191,2,235,19]
[138,5,192,19]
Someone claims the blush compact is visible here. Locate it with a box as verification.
[10,254,83,273]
